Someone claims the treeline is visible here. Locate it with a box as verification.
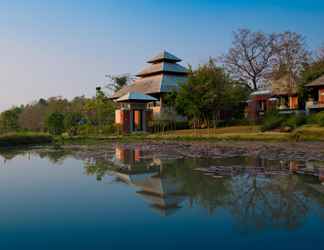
[0,88,115,136]
[1,28,324,134]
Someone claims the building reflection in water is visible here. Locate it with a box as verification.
[2,145,323,229]
[104,145,324,227]
[111,145,187,216]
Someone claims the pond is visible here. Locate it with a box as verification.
[0,143,323,250]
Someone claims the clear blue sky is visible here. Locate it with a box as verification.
[0,0,323,110]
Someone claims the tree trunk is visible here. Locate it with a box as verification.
[252,78,258,91]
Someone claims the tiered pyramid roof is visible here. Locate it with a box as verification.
[112,51,188,99]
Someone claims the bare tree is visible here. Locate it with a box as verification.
[223,29,276,90]
[317,44,324,61]
[272,31,310,80]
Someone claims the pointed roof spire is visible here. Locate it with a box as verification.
[147,50,182,63]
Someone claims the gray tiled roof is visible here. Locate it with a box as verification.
[112,74,187,98]
[112,51,188,99]
[306,74,324,87]
[136,61,188,77]
[147,51,181,63]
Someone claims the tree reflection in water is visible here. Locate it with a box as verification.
[0,144,324,230]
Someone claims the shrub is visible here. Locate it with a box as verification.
[316,112,324,127]
[175,121,190,130]
[261,111,285,132]
[101,124,116,135]
[306,114,318,124]
[282,113,307,129]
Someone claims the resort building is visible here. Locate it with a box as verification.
[111,51,189,133]
[246,90,275,121]
[247,74,302,121]
[271,74,299,113]
[305,74,324,113]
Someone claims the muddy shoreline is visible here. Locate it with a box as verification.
[61,141,324,162]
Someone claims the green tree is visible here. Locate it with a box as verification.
[46,112,65,135]
[84,87,115,133]
[175,60,249,128]
[0,107,23,133]
[298,58,324,107]
[64,112,83,136]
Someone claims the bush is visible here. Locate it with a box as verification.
[101,124,116,135]
[175,121,190,130]
[261,111,285,132]
[315,112,324,127]
[306,114,318,124]
[282,113,307,129]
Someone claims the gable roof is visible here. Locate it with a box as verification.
[136,61,188,77]
[305,74,324,87]
[147,51,181,63]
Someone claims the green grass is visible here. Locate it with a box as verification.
[159,126,260,136]
[0,132,53,147]
[147,131,289,141]
[1,125,323,147]
[291,125,324,141]
[142,125,323,142]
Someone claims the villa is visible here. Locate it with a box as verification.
[111,51,188,133]
[305,74,324,113]
[247,74,300,121]
[247,73,324,121]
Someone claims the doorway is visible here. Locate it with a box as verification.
[133,110,143,131]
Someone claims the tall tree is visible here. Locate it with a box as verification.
[0,107,22,133]
[176,60,249,128]
[272,31,309,81]
[223,29,276,90]
[105,74,132,94]
[45,112,65,135]
[84,87,115,129]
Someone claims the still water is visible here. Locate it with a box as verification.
[0,144,323,250]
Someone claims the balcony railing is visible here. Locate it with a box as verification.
[306,100,324,109]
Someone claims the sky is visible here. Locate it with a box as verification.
[0,0,324,111]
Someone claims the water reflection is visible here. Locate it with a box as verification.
[1,144,324,231]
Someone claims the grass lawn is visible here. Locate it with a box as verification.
[145,125,324,141]
[158,125,260,135]
[146,126,289,141]
[3,125,323,146]
[292,125,324,141]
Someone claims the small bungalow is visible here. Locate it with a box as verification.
[305,74,324,113]
[271,74,299,114]
[246,74,302,121]
[111,51,189,133]
[246,89,275,121]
